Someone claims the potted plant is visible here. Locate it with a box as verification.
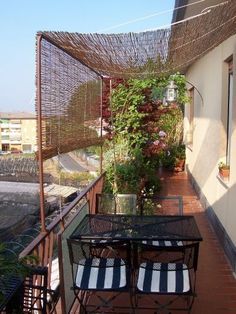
[218,162,230,179]
[174,144,186,172]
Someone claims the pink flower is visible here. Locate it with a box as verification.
[153,140,160,146]
[160,143,166,148]
[158,130,166,137]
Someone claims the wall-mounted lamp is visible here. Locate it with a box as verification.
[163,80,178,106]
[165,80,178,103]
[163,78,204,107]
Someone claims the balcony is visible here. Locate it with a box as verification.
[3,8,236,311]
[2,170,234,313]
[0,123,10,128]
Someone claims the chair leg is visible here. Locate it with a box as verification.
[74,290,88,314]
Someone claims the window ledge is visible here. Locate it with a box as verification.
[217,174,230,189]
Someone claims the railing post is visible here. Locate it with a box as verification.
[36,34,46,233]
[100,77,103,174]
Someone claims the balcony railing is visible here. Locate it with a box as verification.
[19,173,105,312]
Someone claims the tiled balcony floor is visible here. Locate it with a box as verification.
[158,169,236,314]
[64,170,236,313]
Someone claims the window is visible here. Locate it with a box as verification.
[11,120,21,124]
[226,58,233,164]
[22,144,32,153]
[1,135,10,140]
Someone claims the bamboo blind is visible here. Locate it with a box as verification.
[38,38,102,160]
[37,0,236,159]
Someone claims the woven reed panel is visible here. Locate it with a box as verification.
[169,0,236,72]
[40,29,171,79]
[37,38,103,160]
[40,0,236,78]
[37,0,236,159]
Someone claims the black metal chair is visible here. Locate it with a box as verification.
[138,196,185,264]
[134,242,200,313]
[140,195,183,216]
[0,245,56,314]
[96,193,137,215]
[94,193,137,248]
[95,193,117,214]
[21,266,48,314]
[67,238,133,313]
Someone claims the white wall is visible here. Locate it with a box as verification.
[185,34,236,245]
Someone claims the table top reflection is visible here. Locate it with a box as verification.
[70,214,203,242]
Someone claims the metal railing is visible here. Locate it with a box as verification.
[18,173,105,311]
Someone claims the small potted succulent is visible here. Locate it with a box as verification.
[218,162,230,179]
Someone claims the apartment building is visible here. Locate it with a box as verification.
[0,112,37,153]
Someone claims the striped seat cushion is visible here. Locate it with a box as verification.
[91,239,120,244]
[141,240,183,247]
[137,262,190,293]
[91,233,122,244]
[75,258,127,290]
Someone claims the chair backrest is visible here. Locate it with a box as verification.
[67,238,130,287]
[21,266,48,314]
[140,195,183,215]
[96,193,137,215]
[116,194,137,215]
[67,239,90,266]
[96,193,116,214]
[139,241,200,272]
[183,242,199,271]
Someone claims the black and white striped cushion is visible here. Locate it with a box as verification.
[91,239,120,244]
[91,233,122,244]
[141,240,183,247]
[75,258,127,290]
[137,262,190,293]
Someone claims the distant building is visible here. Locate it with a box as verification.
[0,112,37,153]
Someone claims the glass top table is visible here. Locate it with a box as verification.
[70,214,203,242]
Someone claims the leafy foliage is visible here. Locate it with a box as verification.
[0,243,36,304]
[102,74,188,196]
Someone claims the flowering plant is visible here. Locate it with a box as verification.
[102,75,188,195]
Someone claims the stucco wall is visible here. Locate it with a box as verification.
[185,34,236,245]
[21,119,37,152]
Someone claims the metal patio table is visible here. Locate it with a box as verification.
[70,214,203,243]
[69,214,203,311]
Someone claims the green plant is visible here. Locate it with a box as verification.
[0,243,36,304]
[102,74,188,196]
[174,144,186,160]
[160,144,185,170]
[60,171,96,187]
[218,162,230,170]
[156,109,183,147]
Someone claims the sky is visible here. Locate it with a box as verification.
[0,0,175,113]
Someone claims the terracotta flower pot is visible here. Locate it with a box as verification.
[219,168,230,179]
[174,159,185,172]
